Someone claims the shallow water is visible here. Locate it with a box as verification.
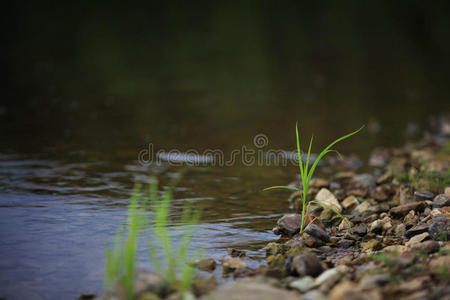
[1,2,450,299]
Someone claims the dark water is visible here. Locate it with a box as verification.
[1,2,450,299]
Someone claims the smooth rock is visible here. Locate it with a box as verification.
[432,194,450,208]
[405,232,429,247]
[429,216,450,241]
[273,214,302,237]
[405,224,429,238]
[286,253,323,277]
[354,201,376,216]
[414,190,435,201]
[200,278,298,300]
[362,239,382,251]
[395,223,406,237]
[315,265,349,290]
[302,290,327,300]
[222,258,246,273]
[390,201,427,218]
[369,220,383,234]
[289,276,317,292]
[341,196,359,210]
[315,188,342,212]
[353,224,368,236]
[411,240,440,253]
[305,223,330,243]
[329,280,382,300]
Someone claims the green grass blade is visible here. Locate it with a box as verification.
[309,200,353,233]
[263,185,300,192]
[305,134,314,176]
[295,123,305,181]
[307,126,364,183]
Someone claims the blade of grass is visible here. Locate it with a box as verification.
[263,186,300,192]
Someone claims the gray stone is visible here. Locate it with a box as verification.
[273,214,302,237]
[286,253,323,277]
[432,194,450,208]
[336,239,354,248]
[429,216,450,241]
[353,224,368,236]
[305,223,330,243]
[390,201,427,218]
[351,174,376,189]
[354,201,376,217]
[315,188,342,212]
[405,224,429,238]
[411,240,440,254]
[414,190,435,201]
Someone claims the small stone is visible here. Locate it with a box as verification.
[411,240,440,254]
[286,253,323,277]
[192,276,218,297]
[445,187,450,198]
[329,280,382,300]
[405,224,429,238]
[222,258,246,273]
[353,224,368,236]
[310,178,329,188]
[414,190,435,201]
[315,265,349,290]
[273,214,302,237]
[315,188,342,212]
[432,194,450,208]
[362,239,383,252]
[266,254,285,269]
[351,174,376,189]
[405,232,429,247]
[369,220,384,234]
[336,239,354,248]
[263,242,285,257]
[429,216,450,241]
[430,255,450,273]
[376,171,393,184]
[383,245,408,254]
[302,290,327,300]
[199,279,298,300]
[390,201,427,218]
[196,258,217,272]
[227,248,246,257]
[403,210,418,228]
[289,276,317,292]
[347,189,367,197]
[342,196,359,210]
[370,185,391,201]
[359,273,391,287]
[395,223,406,237]
[305,223,330,243]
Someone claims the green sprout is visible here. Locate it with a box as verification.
[264,123,363,234]
[104,176,201,299]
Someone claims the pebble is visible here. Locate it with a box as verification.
[354,201,376,217]
[305,223,330,243]
[353,224,368,236]
[395,223,406,237]
[428,216,450,241]
[405,232,429,247]
[315,265,349,290]
[286,253,323,277]
[405,223,429,238]
[336,239,354,248]
[289,276,317,292]
[341,196,359,210]
[273,214,302,237]
[196,258,217,272]
[432,194,450,208]
[390,201,427,218]
[222,258,246,273]
[315,188,342,212]
[414,190,435,201]
[411,240,440,253]
[362,239,382,251]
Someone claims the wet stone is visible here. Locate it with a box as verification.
[289,276,317,292]
[273,214,302,237]
[222,258,246,274]
[305,223,330,243]
[429,216,450,241]
[432,194,450,208]
[196,258,217,272]
[227,248,246,257]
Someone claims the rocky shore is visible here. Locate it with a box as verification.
[92,120,450,300]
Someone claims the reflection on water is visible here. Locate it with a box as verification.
[1,1,450,299]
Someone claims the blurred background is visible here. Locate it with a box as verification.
[1,1,450,299]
